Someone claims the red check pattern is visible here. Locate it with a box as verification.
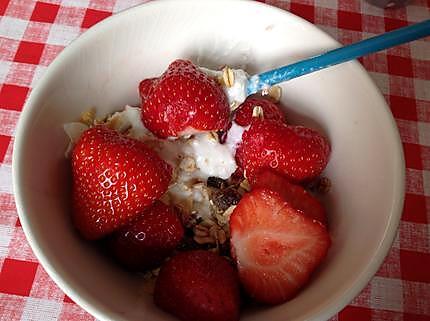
[0,0,429,320]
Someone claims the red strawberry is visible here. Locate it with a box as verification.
[71,126,172,240]
[234,96,285,126]
[140,59,230,138]
[139,77,157,102]
[253,170,327,225]
[108,201,184,271]
[235,120,330,183]
[154,250,241,321]
[230,188,331,305]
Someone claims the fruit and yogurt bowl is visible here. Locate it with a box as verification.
[12,2,404,321]
[65,59,332,321]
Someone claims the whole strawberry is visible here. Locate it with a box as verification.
[234,96,285,126]
[108,201,184,271]
[235,120,330,183]
[154,250,241,321]
[140,59,230,138]
[71,126,172,239]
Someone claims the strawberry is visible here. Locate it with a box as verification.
[235,120,330,183]
[108,201,184,271]
[140,59,230,138]
[139,77,157,102]
[71,126,172,240]
[154,250,241,321]
[230,188,331,305]
[253,170,327,225]
[234,96,285,126]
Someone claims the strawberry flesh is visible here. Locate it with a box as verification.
[253,170,327,225]
[154,250,241,321]
[71,126,172,239]
[235,120,330,183]
[108,201,184,271]
[140,59,230,138]
[234,96,285,126]
[230,188,331,305]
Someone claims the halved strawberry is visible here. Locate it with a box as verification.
[108,201,184,271]
[140,59,230,138]
[235,120,330,183]
[154,250,241,321]
[71,126,172,239]
[252,170,327,225]
[234,96,285,126]
[230,188,330,305]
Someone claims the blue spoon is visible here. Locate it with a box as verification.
[246,19,430,95]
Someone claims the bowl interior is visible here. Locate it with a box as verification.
[13,1,404,321]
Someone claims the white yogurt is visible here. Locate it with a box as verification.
[108,105,152,139]
[225,121,249,156]
[184,132,237,180]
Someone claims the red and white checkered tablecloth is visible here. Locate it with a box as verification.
[0,0,429,320]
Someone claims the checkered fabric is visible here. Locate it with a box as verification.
[0,0,429,320]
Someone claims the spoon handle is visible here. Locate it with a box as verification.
[247,19,430,95]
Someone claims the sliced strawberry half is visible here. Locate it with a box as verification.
[230,188,331,305]
[234,96,285,126]
[140,59,230,138]
[252,170,327,225]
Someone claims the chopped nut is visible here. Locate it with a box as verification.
[252,105,264,120]
[80,108,96,126]
[222,66,235,88]
[215,205,235,228]
[268,85,282,103]
[179,157,196,172]
[239,179,251,192]
[94,118,106,125]
[230,101,240,112]
[105,113,132,133]
[223,205,236,221]
[208,131,219,142]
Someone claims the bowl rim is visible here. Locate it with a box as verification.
[12,0,405,320]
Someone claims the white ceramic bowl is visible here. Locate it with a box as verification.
[12,1,405,320]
